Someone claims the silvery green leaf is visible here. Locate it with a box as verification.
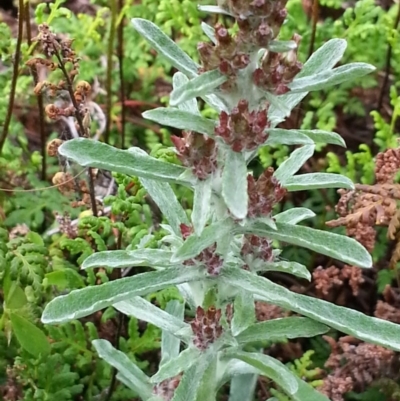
[195,357,218,401]
[197,5,233,15]
[268,40,297,52]
[289,63,375,93]
[269,39,348,124]
[92,339,153,400]
[264,92,291,115]
[113,297,190,340]
[273,145,315,183]
[172,219,234,263]
[192,178,212,235]
[151,347,202,383]
[243,221,372,268]
[223,267,400,352]
[140,177,189,235]
[228,374,257,401]
[132,18,199,78]
[42,267,205,324]
[226,351,298,395]
[58,138,189,184]
[201,22,217,44]
[173,72,200,115]
[170,69,227,107]
[202,93,229,112]
[284,173,354,191]
[82,249,174,269]
[231,292,255,336]
[161,300,185,366]
[267,128,346,147]
[273,208,316,224]
[171,351,215,401]
[222,150,248,219]
[236,317,329,344]
[259,260,311,281]
[143,108,216,136]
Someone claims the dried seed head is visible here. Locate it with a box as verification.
[46,139,64,157]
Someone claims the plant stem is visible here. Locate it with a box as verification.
[54,52,98,217]
[377,1,400,111]
[105,0,117,144]
[117,0,126,149]
[25,1,47,181]
[0,0,25,154]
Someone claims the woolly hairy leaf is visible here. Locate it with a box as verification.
[58,138,190,184]
[231,292,255,336]
[266,128,346,147]
[143,108,216,136]
[42,267,205,324]
[132,18,199,78]
[273,208,316,224]
[228,374,258,401]
[284,173,354,191]
[192,177,212,235]
[222,150,248,219]
[236,317,329,344]
[82,249,174,269]
[273,145,315,183]
[223,268,400,351]
[93,339,152,399]
[201,22,217,44]
[289,63,375,93]
[259,261,311,281]
[243,221,372,268]
[140,177,189,235]
[173,72,200,114]
[197,5,233,15]
[170,69,227,106]
[268,40,297,52]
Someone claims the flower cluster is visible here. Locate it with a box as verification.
[190,306,223,350]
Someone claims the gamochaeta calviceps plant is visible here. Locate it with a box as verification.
[41,1,400,400]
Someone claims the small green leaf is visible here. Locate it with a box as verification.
[201,22,217,44]
[140,177,189,236]
[197,5,233,15]
[243,221,372,268]
[26,231,44,246]
[58,139,189,184]
[6,284,28,310]
[284,173,354,191]
[224,268,400,352]
[231,292,255,336]
[236,317,329,344]
[173,72,200,114]
[42,267,206,324]
[170,69,227,106]
[289,63,375,93]
[131,18,199,78]
[260,261,311,281]
[10,312,50,357]
[273,145,315,183]
[143,108,216,136]
[227,351,298,395]
[222,150,248,219]
[228,374,257,401]
[45,269,85,289]
[82,249,174,269]
[93,339,153,399]
[268,40,297,52]
[192,178,212,235]
[273,208,315,224]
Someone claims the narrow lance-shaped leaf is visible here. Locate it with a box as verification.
[273,145,315,183]
[231,291,255,336]
[82,249,175,270]
[268,40,297,52]
[273,207,316,225]
[132,18,199,78]
[192,177,212,235]
[289,63,375,93]
[170,69,227,107]
[197,5,233,15]
[228,374,257,401]
[236,317,329,344]
[222,150,248,219]
[140,177,189,236]
[201,22,217,44]
[92,339,153,400]
[243,220,372,268]
[223,267,400,352]
[267,128,346,147]
[143,108,216,137]
[284,173,354,191]
[258,260,311,281]
[58,138,190,184]
[42,266,206,324]
[173,72,200,115]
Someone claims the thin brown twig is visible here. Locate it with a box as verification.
[0,0,25,154]
[25,2,47,181]
[117,0,126,149]
[53,52,98,216]
[377,1,400,110]
[104,0,117,144]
